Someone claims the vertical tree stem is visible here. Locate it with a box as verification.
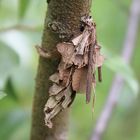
[30,1,91,140]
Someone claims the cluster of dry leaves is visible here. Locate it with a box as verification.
[44,16,104,128]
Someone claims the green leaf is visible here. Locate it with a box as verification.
[18,0,30,19]
[105,56,139,96]
[0,91,7,100]
[0,109,29,140]
[5,77,18,101]
[100,46,139,96]
[0,41,19,87]
[118,84,136,108]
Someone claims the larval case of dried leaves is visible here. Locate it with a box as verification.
[43,16,104,128]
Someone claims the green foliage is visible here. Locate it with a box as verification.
[105,55,139,96]
[0,0,140,140]
[5,77,18,101]
[0,41,19,88]
[18,0,30,20]
[0,91,7,100]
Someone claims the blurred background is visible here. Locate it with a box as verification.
[0,0,140,140]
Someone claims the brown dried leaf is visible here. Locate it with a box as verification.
[76,30,90,55]
[61,88,72,108]
[56,43,74,66]
[44,103,62,128]
[49,84,65,96]
[44,16,104,129]
[45,96,58,109]
[44,84,76,128]
[44,116,52,128]
[72,55,84,68]
[55,91,65,101]
[73,27,90,56]
[61,95,71,109]
[94,45,104,67]
[83,53,88,65]
[85,25,96,102]
[72,67,87,93]
[49,104,62,119]
[49,73,59,84]
[58,68,71,86]
[96,55,104,67]
[72,55,87,68]
[72,34,83,46]
[86,65,93,103]
[58,61,66,71]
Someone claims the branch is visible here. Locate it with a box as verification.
[91,0,140,140]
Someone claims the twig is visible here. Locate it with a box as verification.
[91,0,140,140]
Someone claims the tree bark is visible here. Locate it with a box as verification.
[30,0,91,140]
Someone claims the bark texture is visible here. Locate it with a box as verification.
[31,0,91,140]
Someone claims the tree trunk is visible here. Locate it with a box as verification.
[30,0,91,140]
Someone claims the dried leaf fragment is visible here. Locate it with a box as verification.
[76,28,91,55]
[44,15,104,128]
[44,102,62,128]
[93,45,105,67]
[45,96,58,109]
[49,84,65,96]
[49,73,60,84]
[57,42,74,66]
[72,67,87,92]
[72,34,83,46]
